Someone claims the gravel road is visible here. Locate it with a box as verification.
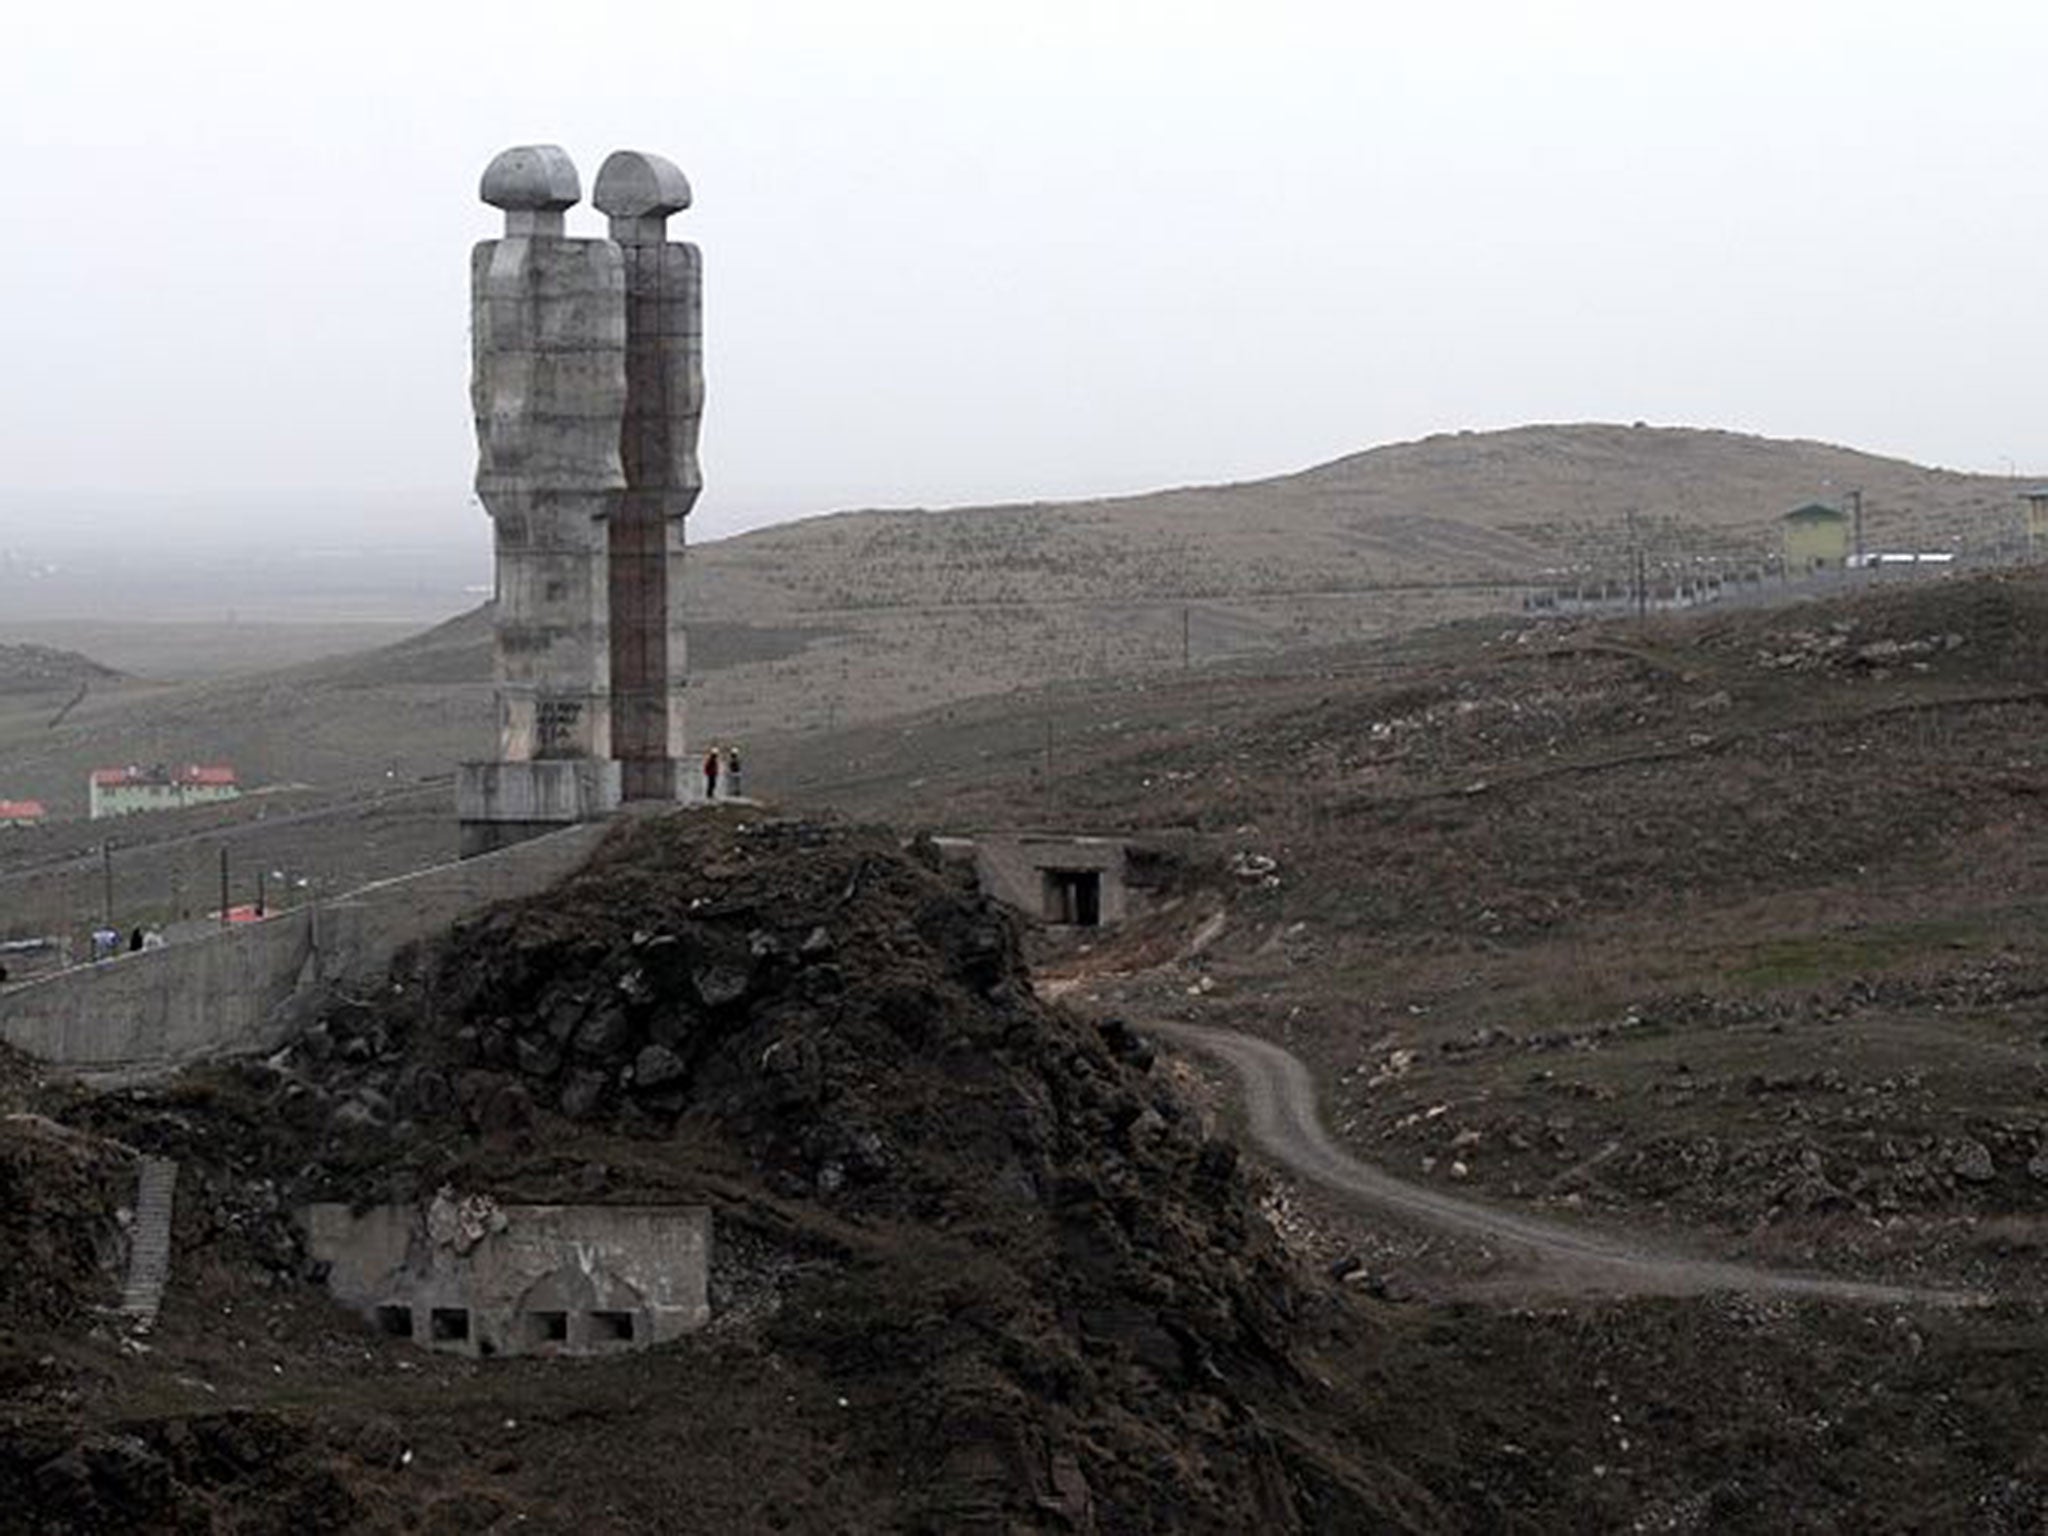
[1146,1018,1985,1307]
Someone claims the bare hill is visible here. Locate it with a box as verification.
[683,422,2030,734]
[695,422,2019,611]
[0,423,2031,815]
[0,642,120,698]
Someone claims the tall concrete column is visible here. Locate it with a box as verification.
[594,151,702,802]
[458,145,627,855]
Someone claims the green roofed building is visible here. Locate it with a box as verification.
[1782,503,1849,573]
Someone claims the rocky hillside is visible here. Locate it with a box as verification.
[0,815,1420,1531]
[5,737,2047,1529]
[799,567,2048,1290]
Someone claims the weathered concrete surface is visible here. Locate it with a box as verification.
[301,1193,710,1356]
[0,911,318,1066]
[0,822,608,1070]
[960,834,1133,927]
[455,758,622,857]
[478,144,578,237]
[598,149,702,803]
[464,145,625,851]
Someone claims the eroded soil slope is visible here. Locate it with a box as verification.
[0,815,1454,1532]
[6,642,2048,1529]
[842,572,2048,1299]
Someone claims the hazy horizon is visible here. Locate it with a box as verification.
[5,2,2047,558]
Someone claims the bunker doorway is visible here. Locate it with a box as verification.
[1043,869,1102,927]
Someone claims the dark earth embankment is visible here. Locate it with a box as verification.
[3,807,2046,1532]
[0,815,1450,1532]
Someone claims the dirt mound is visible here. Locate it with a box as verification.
[0,1043,130,1336]
[326,814,1400,1526]
[9,813,1436,1531]
[0,1116,132,1332]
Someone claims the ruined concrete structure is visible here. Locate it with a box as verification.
[301,1192,711,1358]
[458,144,703,856]
[936,835,1148,929]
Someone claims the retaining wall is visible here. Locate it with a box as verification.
[0,821,610,1070]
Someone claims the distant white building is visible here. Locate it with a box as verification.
[1847,552,1955,569]
[89,764,240,820]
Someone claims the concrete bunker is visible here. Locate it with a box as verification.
[1043,867,1103,927]
[300,1190,710,1359]
[938,834,1164,929]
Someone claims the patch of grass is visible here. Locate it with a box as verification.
[1727,917,1988,992]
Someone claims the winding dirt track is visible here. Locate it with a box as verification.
[1146,1019,1985,1308]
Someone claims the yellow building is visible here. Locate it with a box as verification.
[1782,503,1849,573]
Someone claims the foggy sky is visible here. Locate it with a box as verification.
[3,0,2045,552]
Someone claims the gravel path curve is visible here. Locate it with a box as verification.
[1147,1018,1985,1307]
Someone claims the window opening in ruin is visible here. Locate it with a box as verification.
[374,1304,414,1339]
[527,1310,570,1345]
[589,1310,636,1343]
[1043,869,1102,927]
[429,1307,471,1343]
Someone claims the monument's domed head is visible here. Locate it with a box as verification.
[595,151,691,231]
[481,146,581,235]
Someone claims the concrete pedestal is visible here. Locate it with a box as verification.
[457,759,620,857]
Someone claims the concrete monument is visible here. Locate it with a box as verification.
[458,144,704,855]
[596,150,702,802]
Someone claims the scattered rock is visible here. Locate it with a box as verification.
[558,1070,609,1122]
[1946,1138,1995,1184]
[632,1044,685,1092]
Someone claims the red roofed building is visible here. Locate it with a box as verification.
[88,764,242,820]
[0,799,46,829]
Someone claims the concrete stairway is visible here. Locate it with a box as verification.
[120,1156,178,1331]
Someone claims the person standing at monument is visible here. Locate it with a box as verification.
[723,744,743,800]
[702,746,720,801]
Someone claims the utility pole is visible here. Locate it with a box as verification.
[1625,509,1646,618]
[218,847,230,929]
[1181,605,1191,671]
[1849,488,1865,569]
[100,840,114,927]
[1042,717,1054,823]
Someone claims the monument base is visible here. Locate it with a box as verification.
[457,759,621,859]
